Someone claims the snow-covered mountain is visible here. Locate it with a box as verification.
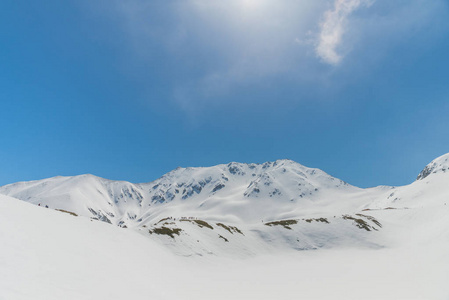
[0,160,360,223]
[0,159,381,255]
[1,154,449,299]
[1,154,448,256]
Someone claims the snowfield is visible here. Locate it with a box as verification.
[1,154,449,299]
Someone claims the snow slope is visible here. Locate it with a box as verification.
[1,192,448,300]
[0,193,180,300]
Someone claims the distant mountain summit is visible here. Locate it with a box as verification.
[147,159,355,205]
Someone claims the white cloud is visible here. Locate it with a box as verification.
[87,0,447,111]
[316,0,371,65]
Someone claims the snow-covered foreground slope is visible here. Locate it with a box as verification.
[1,193,448,300]
[0,194,178,300]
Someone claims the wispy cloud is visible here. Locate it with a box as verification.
[87,0,447,112]
[316,0,371,65]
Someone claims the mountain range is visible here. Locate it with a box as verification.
[1,153,448,257]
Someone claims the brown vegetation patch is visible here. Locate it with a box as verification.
[149,227,182,239]
[355,214,382,228]
[218,235,229,242]
[265,219,298,230]
[180,219,214,230]
[342,215,376,231]
[55,209,78,217]
[216,223,244,235]
[304,218,330,224]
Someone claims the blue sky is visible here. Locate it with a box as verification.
[1,0,449,187]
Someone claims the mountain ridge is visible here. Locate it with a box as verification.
[1,154,448,256]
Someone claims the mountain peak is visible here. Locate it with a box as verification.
[417,153,449,180]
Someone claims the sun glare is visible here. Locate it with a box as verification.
[241,0,261,10]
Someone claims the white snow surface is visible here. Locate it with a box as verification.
[1,156,449,299]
